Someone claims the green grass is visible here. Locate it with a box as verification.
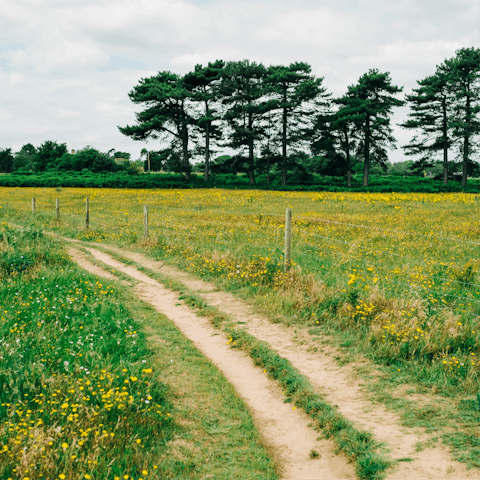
[0,226,277,480]
[3,188,480,472]
[351,362,480,470]
[95,249,391,480]
[86,238,480,474]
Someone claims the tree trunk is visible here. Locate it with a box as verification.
[363,116,370,187]
[344,124,352,187]
[282,89,287,186]
[463,135,469,188]
[462,87,471,188]
[248,112,255,185]
[266,154,270,186]
[442,96,448,186]
[180,123,190,182]
[204,121,210,182]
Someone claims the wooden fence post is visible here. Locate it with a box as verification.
[143,205,148,240]
[31,198,36,215]
[284,207,292,272]
[85,197,90,229]
[56,199,60,220]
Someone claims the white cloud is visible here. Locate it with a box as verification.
[0,70,27,86]
[56,109,81,119]
[0,0,478,162]
[6,40,109,73]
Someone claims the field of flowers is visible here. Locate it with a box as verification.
[0,225,174,480]
[1,187,480,394]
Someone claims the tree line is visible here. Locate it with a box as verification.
[119,47,480,187]
[2,47,479,187]
[0,142,137,174]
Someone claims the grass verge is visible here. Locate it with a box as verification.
[0,226,278,480]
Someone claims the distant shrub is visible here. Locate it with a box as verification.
[0,172,480,192]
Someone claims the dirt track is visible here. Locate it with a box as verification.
[68,242,480,480]
[69,247,355,480]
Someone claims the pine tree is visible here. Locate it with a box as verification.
[401,67,454,184]
[265,62,329,186]
[337,69,403,187]
[312,101,359,187]
[118,71,194,180]
[445,47,480,187]
[221,60,271,185]
[184,60,225,181]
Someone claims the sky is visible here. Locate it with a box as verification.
[0,0,479,164]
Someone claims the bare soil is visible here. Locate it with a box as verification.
[70,247,356,480]
[83,242,480,480]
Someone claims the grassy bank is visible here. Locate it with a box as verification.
[0,225,277,480]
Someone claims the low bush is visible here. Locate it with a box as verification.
[1,172,480,192]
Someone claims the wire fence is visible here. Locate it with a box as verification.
[7,195,480,306]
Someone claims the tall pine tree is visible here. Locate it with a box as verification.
[118,71,194,180]
[184,60,225,182]
[445,47,480,187]
[221,60,270,184]
[401,67,454,184]
[337,69,403,187]
[265,62,329,186]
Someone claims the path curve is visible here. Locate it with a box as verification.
[70,246,356,480]
[86,242,480,480]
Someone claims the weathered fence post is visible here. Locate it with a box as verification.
[143,205,149,240]
[56,199,60,220]
[31,198,36,215]
[85,197,90,229]
[284,207,292,272]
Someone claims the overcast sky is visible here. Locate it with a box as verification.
[1,0,479,163]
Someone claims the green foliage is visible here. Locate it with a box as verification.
[12,144,36,172]
[3,171,480,192]
[34,140,68,172]
[222,60,271,184]
[183,60,225,181]
[265,62,330,186]
[5,51,479,186]
[56,147,120,173]
[401,67,454,183]
[0,148,14,173]
[142,148,182,173]
[335,69,404,187]
[446,47,480,187]
[113,151,131,160]
[0,225,56,277]
[118,71,194,179]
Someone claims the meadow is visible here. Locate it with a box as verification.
[1,187,480,468]
[0,222,277,480]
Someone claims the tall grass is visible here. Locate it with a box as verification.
[0,225,173,480]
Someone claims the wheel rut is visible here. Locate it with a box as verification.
[82,242,480,480]
[68,246,356,480]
